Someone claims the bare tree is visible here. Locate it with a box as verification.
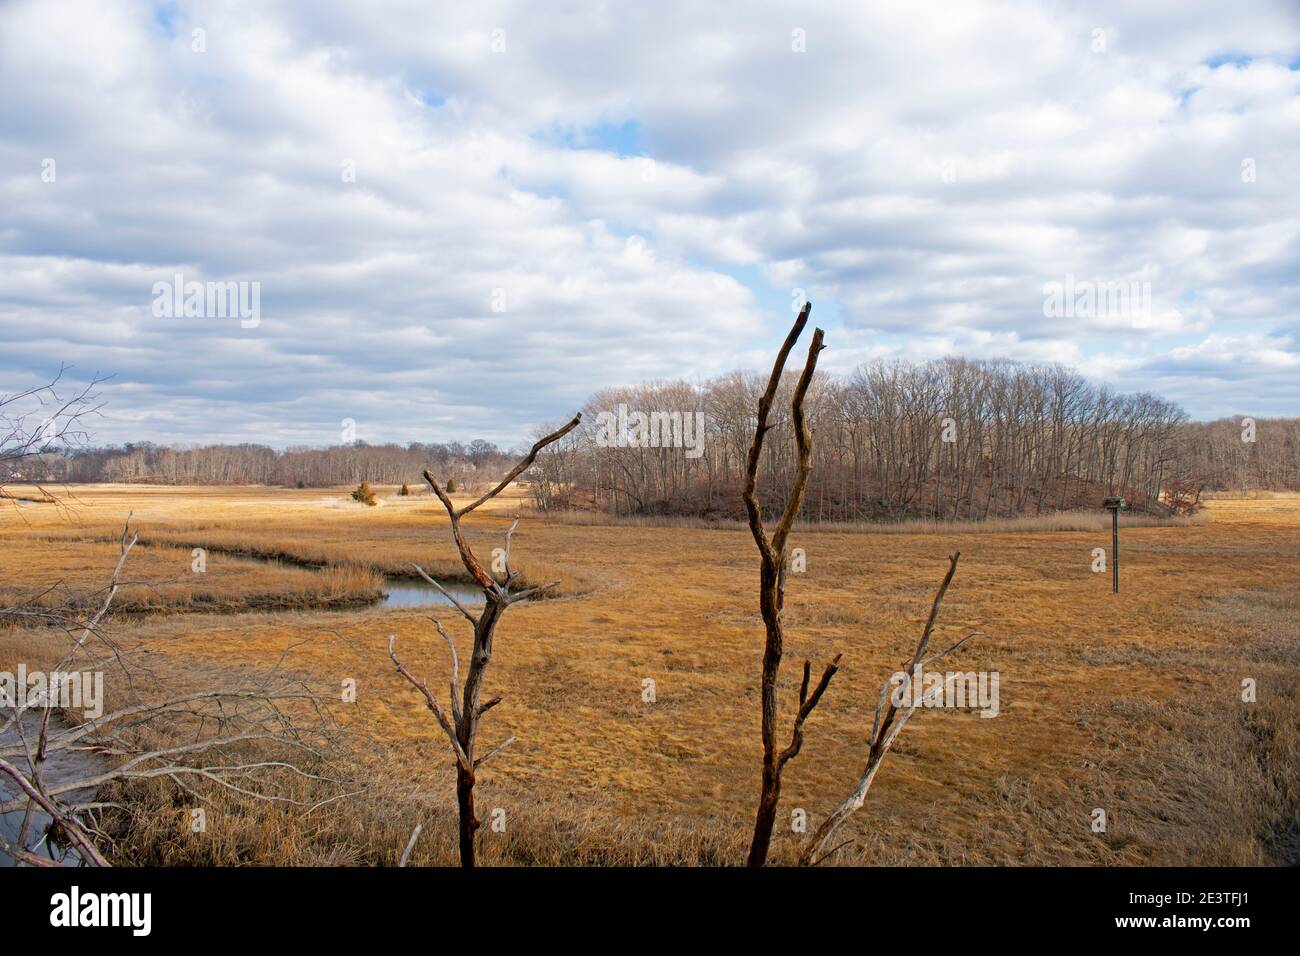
[743,303,842,867]
[388,414,581,867]
[530,353,1196,522]
[0,366,105,503]
[798,553,974,866]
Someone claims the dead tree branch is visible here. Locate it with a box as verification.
[391,412,581,867]
[0,366,107,508]
[398,822,423,867]
[744,302,837,867]
[798,553,969,866]
[0,518,349,866]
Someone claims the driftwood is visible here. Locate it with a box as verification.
[390,414,581,867]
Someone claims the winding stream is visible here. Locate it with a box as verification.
[206,549,487,610]
[0,558,495,866]
[0,711,109,867]
[379,577,484,608]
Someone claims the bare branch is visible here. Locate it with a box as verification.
[0,756,112,867]
[742,302,812,561]
[474,735,516,769]
[799,553,968,867]
[406,411,580,866]
[411,563,478,626]
[745,303,839,867]
[875,552,960,747]
[387,636,470,771]
[456,416,582,518]
[500,516,520,584]
[771,327,826,560]
[399,822,423,867]
[430,617,463,727]
[777,653,842,770]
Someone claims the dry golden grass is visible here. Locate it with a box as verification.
[2,484,1297,866]
[0,533,384,613]
[538,508,1210,534]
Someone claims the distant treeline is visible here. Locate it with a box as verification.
[26,440,518,489]
[527,358,1300,521]
[14,357,1300,522]
[1175,418,1300,492]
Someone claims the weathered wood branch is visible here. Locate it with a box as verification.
[742,304,812,563]
[474,735,516,769]
[388,635,469,771]
[398,822,423,867]
[455,415,582,519]
[777,653,842,770]
[411,563,478,625]
[799,553,966,866]
[402,411,580,867]
[0,755,111,866]
[2,517,346,867]
[744,302,839,867]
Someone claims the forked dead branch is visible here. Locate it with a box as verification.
[743,304,978,866]
[744,302,839,866]
[799,553,977,865]
[389,413,582,867]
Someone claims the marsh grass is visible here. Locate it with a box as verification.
[0,488,1294,867]
[102,768,750,866]
[0,537,384,615]
[125,527,573,593]
[534,509,1210,535]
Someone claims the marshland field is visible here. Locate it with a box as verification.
[1,484,1297,866]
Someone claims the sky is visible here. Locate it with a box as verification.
[1,0,1298,448]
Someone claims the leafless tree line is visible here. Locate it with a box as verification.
[24,439,517,489]
[1173,417,1300,493]
[532,358,1203,520]
[13,370,1300,517]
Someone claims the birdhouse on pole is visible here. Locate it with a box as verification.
[1103,497,1126,592]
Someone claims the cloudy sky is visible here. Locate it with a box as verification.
[2,1,1298,448]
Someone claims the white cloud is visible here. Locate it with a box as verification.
[1,0,1298,445]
